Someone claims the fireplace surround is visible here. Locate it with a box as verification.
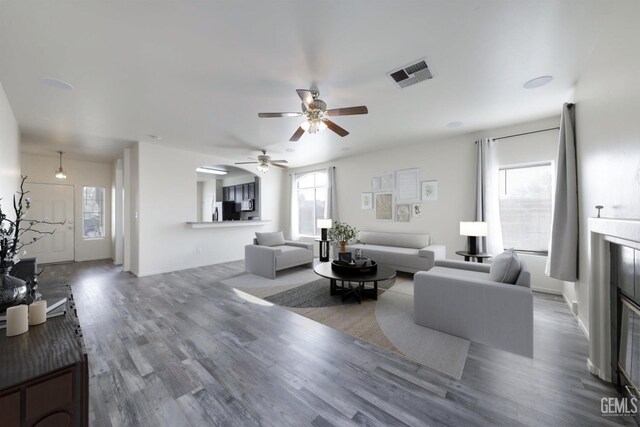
[588,218,640,387]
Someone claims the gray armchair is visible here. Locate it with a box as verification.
[414,259,533,357]
[245,238,313,279]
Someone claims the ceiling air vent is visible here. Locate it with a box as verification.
[388,58,433,88]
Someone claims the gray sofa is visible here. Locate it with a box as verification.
[414,259,533,357]
[346,231,445,273]
[245,238,313,279]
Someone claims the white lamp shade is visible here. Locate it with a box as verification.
[460,221,488,236]
[317,219,333,229]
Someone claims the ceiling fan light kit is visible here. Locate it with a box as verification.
[258,89,368,142]
[235,150,288,174]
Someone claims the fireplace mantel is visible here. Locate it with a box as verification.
[588,217,640,381]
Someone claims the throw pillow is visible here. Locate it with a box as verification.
[255,231,286,247]
[489,249,521,284]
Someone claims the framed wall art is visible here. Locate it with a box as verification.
[396,204,411,222]
[375,192,394,221]
[380,172,394,192]
[395,168,420,203]
[421,180,438,201]
[371,177,381,192]
[361,192,373,209]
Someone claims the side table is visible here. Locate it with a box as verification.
[315,239,331,262]
[455,251,492,263]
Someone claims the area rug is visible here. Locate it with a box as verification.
[219,266,318,299]
[232,273,470,379]
[263,278,395,307]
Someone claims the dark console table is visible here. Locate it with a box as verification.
[0,280,88,427]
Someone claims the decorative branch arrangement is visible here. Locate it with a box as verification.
[0,176,65,271]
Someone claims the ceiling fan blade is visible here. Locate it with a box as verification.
[235,161,259,165]
[258,112,303,118]
[296,89,314,107]
[290,126,305,142]
[270,160,288,164]
[326,106,369,116]
[323,119,349,137]
[271,162,288,169]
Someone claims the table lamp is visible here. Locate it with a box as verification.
[317,219,333,262]
[317,219,333,241]
[460,221,488,255]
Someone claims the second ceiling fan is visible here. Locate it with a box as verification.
[258,89,368,141]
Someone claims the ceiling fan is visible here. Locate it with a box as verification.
[258,89,368,141]
[235,150,288,173]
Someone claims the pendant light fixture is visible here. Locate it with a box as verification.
[55,151,67,179]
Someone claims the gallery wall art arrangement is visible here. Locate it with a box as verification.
[363,168,438,222]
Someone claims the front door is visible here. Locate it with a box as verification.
[22,183,75,264]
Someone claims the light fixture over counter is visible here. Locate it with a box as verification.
[55,151,67,179]
[196,167,228,175]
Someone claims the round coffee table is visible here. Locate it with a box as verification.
[313,262,397,304]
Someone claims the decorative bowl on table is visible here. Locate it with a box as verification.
[331,259,378,275]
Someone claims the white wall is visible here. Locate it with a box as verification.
[568,1,640,330]
[288,135,476,261]
[133,141,284,276]
[126,145,140,275]
[20,152,113,262]
[0,82,20,206]
[288,117,565,293]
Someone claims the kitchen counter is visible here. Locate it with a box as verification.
[186,220,271,229]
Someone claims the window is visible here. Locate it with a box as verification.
[296,170,328,236]
[499,162,553,253]
[83,186,105,238]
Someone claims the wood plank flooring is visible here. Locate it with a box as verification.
[38,260,634,426]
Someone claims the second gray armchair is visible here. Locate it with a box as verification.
[245,231,313,279]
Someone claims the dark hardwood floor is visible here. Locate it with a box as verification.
[37,260,633,427]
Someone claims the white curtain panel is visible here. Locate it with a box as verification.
[475,138,504,256]
[546,103,578,281]
[289,173,299,240]
[327,166,338,221]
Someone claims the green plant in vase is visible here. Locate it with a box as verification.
[328,221,359,253]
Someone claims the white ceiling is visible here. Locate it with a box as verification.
[0,0,612,166]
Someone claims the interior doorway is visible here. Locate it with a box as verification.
[23,182,75,264]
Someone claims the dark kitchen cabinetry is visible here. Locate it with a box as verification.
[222,181,255,203]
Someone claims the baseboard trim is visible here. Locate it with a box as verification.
[563,291,589,339]
[531,286,562,295]
[577,316,590,340]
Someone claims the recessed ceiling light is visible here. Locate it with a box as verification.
[446,121,464,129]
[523,75,553,89]
[42,77,73,91]
[285,148,295,153]
[146,134,162,140]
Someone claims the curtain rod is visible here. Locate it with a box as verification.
[493,126,560,141]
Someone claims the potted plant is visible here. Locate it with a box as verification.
[328,221,359,253]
